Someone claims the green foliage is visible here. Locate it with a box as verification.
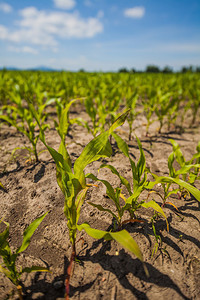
[88,135,168,231]
[146,174,200,204]
[0,70,200,298]
[1,71,199,138]
[33,109,130,248]
[77,223,143,262]
[53,98,85,144]
[0,213,49,297]
[0,93,50,162]
[34,108,148,293]
[169,139,200,184]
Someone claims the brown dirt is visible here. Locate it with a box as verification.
[0,108,200,300]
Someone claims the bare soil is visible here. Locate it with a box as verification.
[0,107,200,300]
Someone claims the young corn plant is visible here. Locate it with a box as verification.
[150,213,170,260]
[83,80,122,138]
[0,94,49,162]
[167,139,200,199]
[187,79,200,127]
[32,108,147,299]
[145,157,200,209]
[125,88,140,141]
[88,134,169,230]
[154,89,178,133]
[84,96,103,137]
[188,141,200,185]
[53,98,86,146]
[141,85,157,136]
[98,134,200,215]
[151,213,163,257]
[133,139,200,209]
[0,213,49,300]
[169,139,200,182]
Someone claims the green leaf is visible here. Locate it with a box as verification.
[74,131,111,179]
[17,212,48,253]
[168,152,175,177]
[0,115,14,126]
[88,202,118,220]
[108,110,130,135]
[59,99,77,138]
[100,163,132,195]
[86,173,121,212]
[21,266,51,274]
[166,188,180,198]
[112,133,146,187]
[110,230,143,261]
[189,152,200,163]
[58,139,72,168]
[141,200,169,231]
[77,112,129,174]
[75,187,89,222]
[126,185,144,204]
[0,265,12,280]
[77,223,111,240]
[77,223,143,261]
[136,137,146,179]
[146,176,200,202]
[169,139,185,167]
[112,132,129,158]
[176,164,200,175]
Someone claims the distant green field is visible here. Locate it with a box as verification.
[0,70,199,136]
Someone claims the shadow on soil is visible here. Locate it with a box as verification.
[19,199,199,300]
[76,238,190,300]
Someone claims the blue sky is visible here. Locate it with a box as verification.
[0,0,199,71]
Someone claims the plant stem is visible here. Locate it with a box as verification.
[65,243,76,300]
[33,144,39,162]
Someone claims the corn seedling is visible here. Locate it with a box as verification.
[146,172,200,208]
[144,146,200,208]
[84,96,104,137]
[154,89,179,133]
[167,139,200,199]
[32,108,147,299]
[125,88,140,140]
[103,134,200,212]
[0,213,49,300]
[88,134,169,231]
[188,79,200,127]
[140,83,157,136]
[150,213,170,261]
[53,98,86,145]
[151,213,162,257]
[0,94,50,162]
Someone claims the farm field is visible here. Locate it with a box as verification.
[0,71,200,300]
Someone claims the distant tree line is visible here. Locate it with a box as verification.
[118,65,200,73]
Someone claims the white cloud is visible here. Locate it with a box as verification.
[97,10,104,19]
[53,0,76,10]
[0,25,7,38]
[0,7,103,47]
[84,0,92,7]
[161,43,200,53]
[0,2,12,13]
[124,6,145,19]
[8,46,38,55]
